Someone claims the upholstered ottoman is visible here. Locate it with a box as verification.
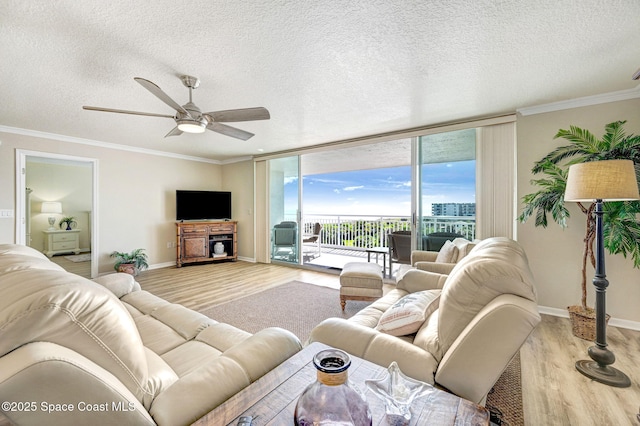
[340,262,383,310]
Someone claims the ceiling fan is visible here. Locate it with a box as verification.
[83,75,270,140]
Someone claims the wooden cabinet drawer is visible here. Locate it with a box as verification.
[210,224,233,233]
[181,225,208,234]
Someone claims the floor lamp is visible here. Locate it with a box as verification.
[564,159,639,387]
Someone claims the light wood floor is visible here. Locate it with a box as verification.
[135,260,640,425]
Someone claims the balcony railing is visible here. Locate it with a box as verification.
[299,214,476,249]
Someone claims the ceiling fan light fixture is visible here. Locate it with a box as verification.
[177,119,207,133]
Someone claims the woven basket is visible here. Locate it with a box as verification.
[568,306,610,341]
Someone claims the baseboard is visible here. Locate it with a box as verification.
[149,261,176,270]
[149,257,256,269]
[538,305,640,331]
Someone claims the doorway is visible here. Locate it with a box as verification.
[15,150,98,278]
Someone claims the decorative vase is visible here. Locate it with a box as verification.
[214,242,224,254]
[294,349,372,426]
[365,362,432,425]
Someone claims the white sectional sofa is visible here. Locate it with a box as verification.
[0,244,301,426]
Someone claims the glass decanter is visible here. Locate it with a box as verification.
[294,349,372,426]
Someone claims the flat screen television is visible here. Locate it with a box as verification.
[176,190,232,221]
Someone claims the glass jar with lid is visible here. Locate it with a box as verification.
[294,348,372,426]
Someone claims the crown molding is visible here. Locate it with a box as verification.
[220,156,253,165]
[517,84,640,116]
[0,125,222,165]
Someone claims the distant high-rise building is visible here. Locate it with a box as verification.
[432,203,475,216]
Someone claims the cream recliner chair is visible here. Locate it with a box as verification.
[395,237,479,278]
[308,237,540,404]
[0,244,301,426]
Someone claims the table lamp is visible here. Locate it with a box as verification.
[41,201,62,231]
[564,159,639,387]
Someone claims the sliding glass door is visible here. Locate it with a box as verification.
[261,119,514,269]
[269,156,300,264]
[416,129,477,250]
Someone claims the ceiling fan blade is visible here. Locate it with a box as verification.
[205,107,270,122]
[206,122,254,140]
[83,106,174,118]
[134,77,192,118]
[165,126,183,137]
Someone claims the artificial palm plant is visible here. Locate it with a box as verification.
[519,121,640,338]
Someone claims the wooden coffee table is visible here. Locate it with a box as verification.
[193,342,489,426]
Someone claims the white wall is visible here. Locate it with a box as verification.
[517,98,640,323]
[0,131,221,274]
[222,160,255,260]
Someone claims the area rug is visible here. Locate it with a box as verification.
[199,281,370,342]
[63,253,91,262]
[199,281,523,424]
[485,352,524,426]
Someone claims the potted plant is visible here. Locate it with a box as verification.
[59,216,77,230]
[110,248,149,275]
[519,120,640,340]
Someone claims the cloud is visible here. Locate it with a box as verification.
[284,176,298,185]
[343,185,364,191]
[333,189,341,194]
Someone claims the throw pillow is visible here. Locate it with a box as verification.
[435,240,458,263]
[451,237,477,262]
[376,290,441,336]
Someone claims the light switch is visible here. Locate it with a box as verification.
[0,209,15,218]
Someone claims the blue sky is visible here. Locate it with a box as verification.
[284,160,476,217]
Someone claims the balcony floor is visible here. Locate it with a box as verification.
[300,245,405,278]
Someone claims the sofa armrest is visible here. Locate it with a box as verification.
[411,250,438,265]
[0,342,154,426]
[149,327,302,426]
[396,269,448,293]
[414,261,456,275]
[308,318,438,385]
[93,273,141,298]
[435,294,541,404]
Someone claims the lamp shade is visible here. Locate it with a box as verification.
[564,159,639,202]
[41,201,62,214]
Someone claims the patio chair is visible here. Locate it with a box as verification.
[422,231,466,252]
[302,222,322,261]
[387,230,412,276]
[272,221,298,261]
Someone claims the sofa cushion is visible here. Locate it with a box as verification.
[0,268,151,405]
[376,290,441,336]
[121,290,170,314]
[435,240,458,263]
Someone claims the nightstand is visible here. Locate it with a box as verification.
[43,229,81,257]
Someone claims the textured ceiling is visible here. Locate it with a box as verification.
[1,0,639,162]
